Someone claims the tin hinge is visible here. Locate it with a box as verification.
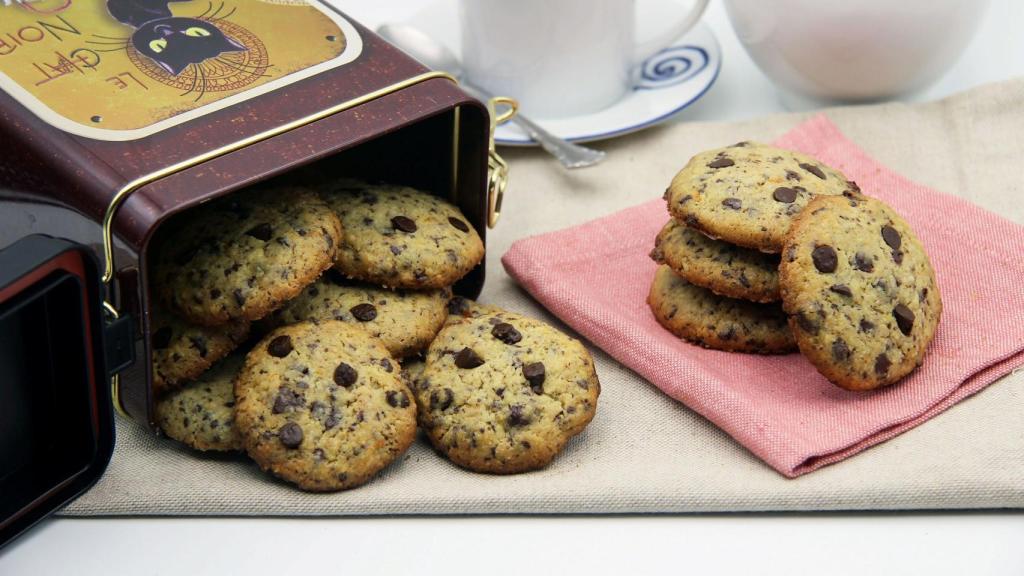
[104,310,135,377]
[102,301,134,419]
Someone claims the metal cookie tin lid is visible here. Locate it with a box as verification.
[0,235,124,550]
[0,0,362,141]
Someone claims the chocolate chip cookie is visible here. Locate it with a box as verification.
[261,270,451,359]
[153,186,343,326]
[666,142,857,253]
[150,306,250,395]
[317,180,484,289]
[647,265,796,354]
[234,320,416,491]
[412,307,600,474]
[651,218,782,302]
[155,352,244,452]
[779,194,941,391]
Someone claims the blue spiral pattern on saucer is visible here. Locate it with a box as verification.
[636,45,710,90]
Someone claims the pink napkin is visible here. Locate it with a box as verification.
[502,116,1024,477]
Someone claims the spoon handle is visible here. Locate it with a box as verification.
[464,83,606,169]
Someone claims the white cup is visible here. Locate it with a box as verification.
[460,0,709,118]
[723,0,989,103]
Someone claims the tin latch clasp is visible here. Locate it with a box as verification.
[486,96,517,228]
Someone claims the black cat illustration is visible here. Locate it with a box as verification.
[105,0,245,76]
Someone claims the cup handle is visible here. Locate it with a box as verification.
[632,0,710,66]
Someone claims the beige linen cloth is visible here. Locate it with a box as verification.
[63,79,1024,516]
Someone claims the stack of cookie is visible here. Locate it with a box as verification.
[649,142,941,391]
[149,177,600,490]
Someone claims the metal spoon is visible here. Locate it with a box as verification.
[376,24,607,169]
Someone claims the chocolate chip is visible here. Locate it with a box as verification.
[267,335,293,357]
[919,287,929,302]
[832,339,850,362]
[430,388,453,411]
[893,304,915,335]
[860,319,875,333]
[772,187,797,203]
[391,215,417,233]
[881,225,901,250]
[188,336,208,358]
[799,162,826,179]
[785,170,802,181]
[454,347,484,369]
[853,252,874,273]
[796,312,819,335]
[380,358,393,372]
[874,354,891,376]
[245,223,273,241]
[731,141,749,147]
[721,197,742,210]
[390,245,403,255]
[448,296,471,316]
[507,405,529,427]
[491,323,522,345]
[233,289,246,306]
[350,303,377,321]
[152,327,172,350]
[812,245,838,273]
[829,284,853,297]
[333,362,357,387]
[448,217,470,233]
[272,387,303,414]
[278,422,303,448]
[707,157,734,169]
[386,390,410,408]
[523,362,546,393]
[892,250,904,265]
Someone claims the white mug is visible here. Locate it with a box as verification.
[461,0,709,118]
[723,0,989,103]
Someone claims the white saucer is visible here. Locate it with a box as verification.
[404,0,722,146]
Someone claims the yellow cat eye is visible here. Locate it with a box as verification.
[149,38,167,53]
[184,27,211,37]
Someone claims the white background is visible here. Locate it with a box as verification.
[3,1,1023,574]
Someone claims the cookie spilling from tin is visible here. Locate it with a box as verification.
[147,179,597,489]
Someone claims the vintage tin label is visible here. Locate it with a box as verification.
[0,0,362,140]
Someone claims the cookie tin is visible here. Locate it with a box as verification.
[0,0,509,548]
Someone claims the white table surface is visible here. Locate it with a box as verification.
[3,1,1023,574]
